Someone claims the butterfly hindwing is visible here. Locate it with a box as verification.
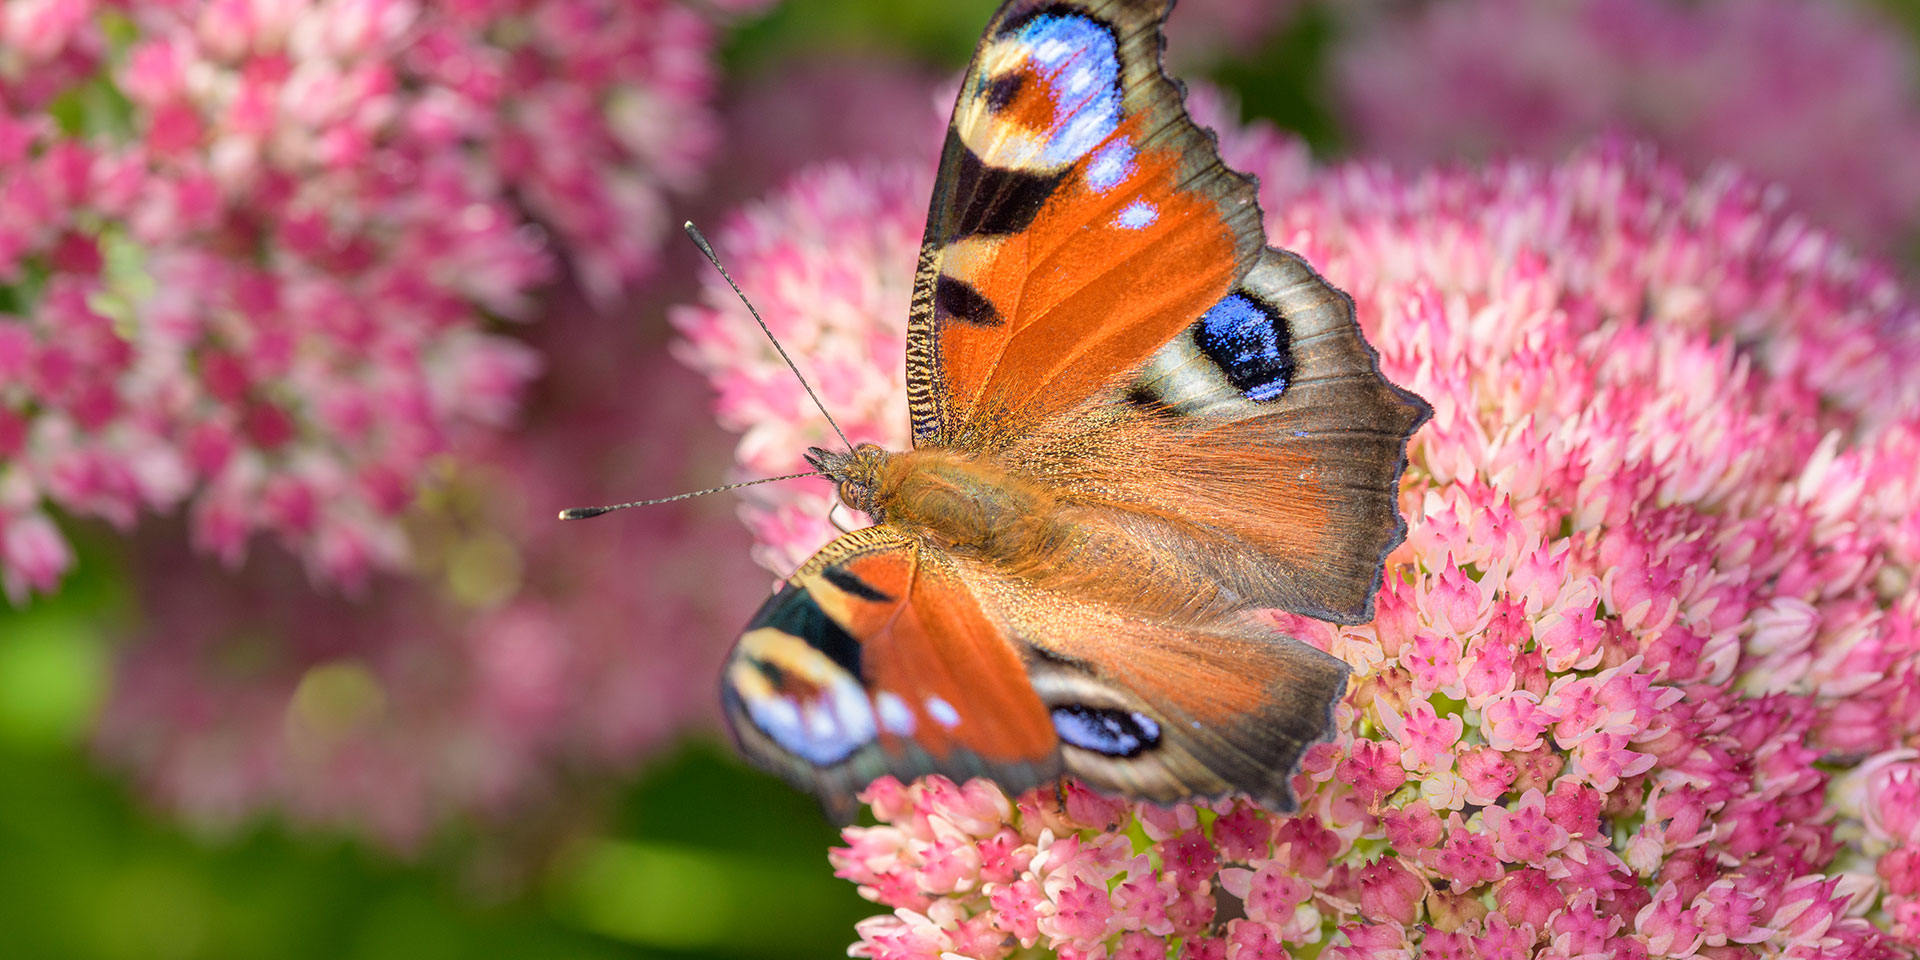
[1121,247,1433,622]
[907,0,1265,446]
[954,248,1425,625]
[725,533,1351,813]
[1001,587,1351,811]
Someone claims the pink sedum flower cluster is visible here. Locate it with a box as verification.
[95,326,769,853]
[0,0,762,600]
[1331,0,1920,254]
[679,108,1920,955]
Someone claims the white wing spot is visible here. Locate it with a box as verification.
[876,692,916,735]
[1086,139,1134,193]
[926,696,962,728]
[1115,199,1158,230]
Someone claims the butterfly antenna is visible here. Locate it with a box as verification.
[684,220,853,451]
[558,472,826,520]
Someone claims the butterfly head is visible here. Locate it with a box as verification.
[805,443,892,519]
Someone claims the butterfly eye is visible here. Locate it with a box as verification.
[1051,704,1160,758]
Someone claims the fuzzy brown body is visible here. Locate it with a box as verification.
[823,445,1070,567]
[809,430,1242,624]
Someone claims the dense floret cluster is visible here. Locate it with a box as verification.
[0,0,758,598]
[679,120,1920,957]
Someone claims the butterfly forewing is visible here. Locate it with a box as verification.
[722,526,1061,811]
[907,0,1266,447]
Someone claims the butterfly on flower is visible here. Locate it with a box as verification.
[718,0,1430,818]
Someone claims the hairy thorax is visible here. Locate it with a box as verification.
[808,443,1069,563]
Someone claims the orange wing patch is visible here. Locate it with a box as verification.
[722,526,1057,807]
[996,248,1432,626]
[907,2,1265,447]
[940,119,1244,436]
[801,544,1055,764]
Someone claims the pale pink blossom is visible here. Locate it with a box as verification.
[0,509,72,604]
[670,163,926,573]
[1853,751,1920,849]
[0,0,766,599]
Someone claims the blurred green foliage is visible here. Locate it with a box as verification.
[1208,4,1345,156]
[722,0,1004,71]
[7,526,884,960]
[0,735,871,960]
[0,538,872,959]
[1871,0,1920,38]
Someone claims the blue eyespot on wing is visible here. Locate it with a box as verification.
[905,0,1269,446]
[1051,704,1161,758]
[720,526,1061,817]
[1005,12,1123,168]
[1194,292,1293,402]
[1113,247,1432,624]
